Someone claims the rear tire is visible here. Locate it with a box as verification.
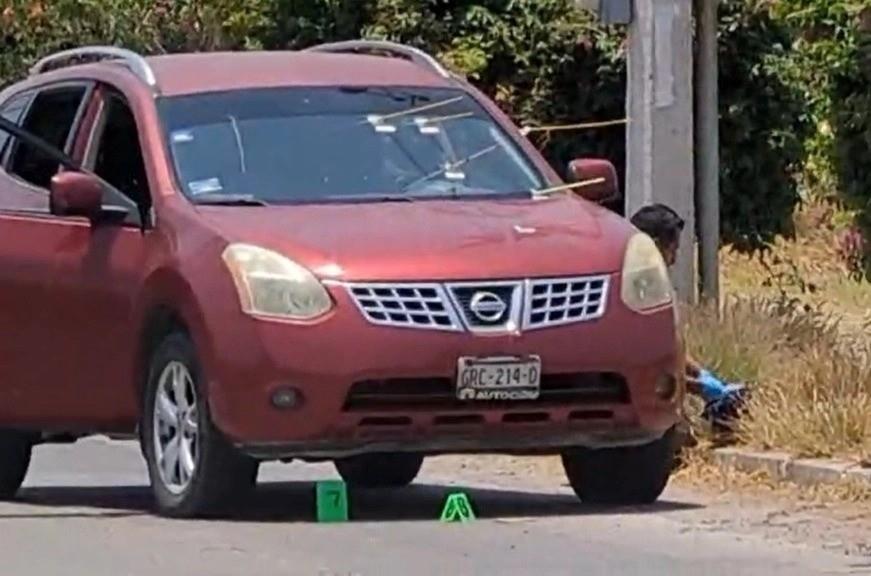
[0,431,31,500]
[562,428,676,506]
[140,332,258,518]
[334,453,424,488]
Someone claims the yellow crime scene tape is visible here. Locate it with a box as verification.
[520,118,629,136]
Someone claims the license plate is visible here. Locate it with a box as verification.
[456,356,541,401]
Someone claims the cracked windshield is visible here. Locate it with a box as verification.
[159,87,545,204]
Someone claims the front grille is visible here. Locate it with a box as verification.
[344,274,611,333]
[348,283,462,331]
[448,282,521,331]
[343,372,629,411]
[525,276,608,329]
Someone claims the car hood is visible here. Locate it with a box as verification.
[197,195,634,281]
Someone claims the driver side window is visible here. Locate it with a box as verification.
[90,91,151,218]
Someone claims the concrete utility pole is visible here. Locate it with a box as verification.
[695,0,720,303]
[624,0,696,303]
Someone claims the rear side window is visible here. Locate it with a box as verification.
[9,86,87,189]
[0,91,32,161]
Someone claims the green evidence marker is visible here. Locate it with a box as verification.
[316,480,349,523]
[440,492,476,523]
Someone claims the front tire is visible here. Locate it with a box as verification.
[334,453,424,488]
[0,431,32,499]
[140,332,258,518]
[562,428,676,506]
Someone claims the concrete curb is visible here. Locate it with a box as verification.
[712,448,871,490]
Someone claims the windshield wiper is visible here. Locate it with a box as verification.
[320,194,417,204]
[192,194,269,206]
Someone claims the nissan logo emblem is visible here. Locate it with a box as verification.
[469,291,507,322]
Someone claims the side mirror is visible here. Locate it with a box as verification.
[50,172,104,220]
[567,158,619,204]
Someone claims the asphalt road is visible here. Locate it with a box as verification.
[0,438,862,576]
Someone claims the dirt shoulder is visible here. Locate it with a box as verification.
[423,454,871,561]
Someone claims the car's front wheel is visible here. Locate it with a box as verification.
[562,428,676,505]
[140,332,259,518]
[334,453,424,488]
[0,430,32,500]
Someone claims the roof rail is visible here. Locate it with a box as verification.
[29,46,157,88]
[305,40,452,79]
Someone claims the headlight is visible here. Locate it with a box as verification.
[221,243,332,320]
[620,233,674,313]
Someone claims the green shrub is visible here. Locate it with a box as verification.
[0,0,271,87]
[0,0,831,249]
[717,0,811,249]
[831,15,871,229]
[767,1,871,238]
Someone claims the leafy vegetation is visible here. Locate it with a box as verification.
[5,0,871,255]
[0,0,829,247]
[718,0,810,248]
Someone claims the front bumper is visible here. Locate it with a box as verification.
[239,424,672,460]
[201,277,683,458]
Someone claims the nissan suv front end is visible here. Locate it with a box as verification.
[0,43,682,518]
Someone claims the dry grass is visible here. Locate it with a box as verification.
[686,199,871,463]
[686,297,871,462]
[720,198,871,322]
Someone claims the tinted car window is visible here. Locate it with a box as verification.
[92,93,150,213]
[9,86,87,189]
[158,87,545,204]
[0,91,33,161]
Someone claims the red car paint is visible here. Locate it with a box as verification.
[0,51,682,457]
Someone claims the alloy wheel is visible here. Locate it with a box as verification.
[152,361,199,494]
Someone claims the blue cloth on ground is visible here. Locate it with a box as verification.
[697,369,732,403]
[698,369,747,430]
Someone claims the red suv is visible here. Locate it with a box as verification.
[0,42,683,517]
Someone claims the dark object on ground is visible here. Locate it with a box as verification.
[703,384,749,443]
[334,453,424,488]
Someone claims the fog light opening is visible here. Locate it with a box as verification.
[655,374,677,401]
[271,387,302,410]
